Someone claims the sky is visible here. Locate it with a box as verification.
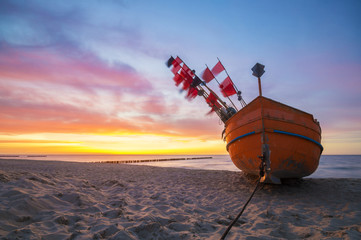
[0,0,360,155]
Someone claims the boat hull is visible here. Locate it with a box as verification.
[225,97,322,183]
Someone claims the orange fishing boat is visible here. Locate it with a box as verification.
[166,57,323,184]
[224,96,322,184]
[223,63,323,184]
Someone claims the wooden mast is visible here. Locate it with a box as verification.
[251,63,273,182]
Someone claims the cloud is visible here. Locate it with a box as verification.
[0,95,221,139]
[0,0,162,61]
[0,71,220,139]
[0,42,152,92]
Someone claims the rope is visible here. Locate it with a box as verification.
[219,178,262,240]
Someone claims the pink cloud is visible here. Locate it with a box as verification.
[0,102,138,135]
[0,100,221,138]
[0,77,220,138]
[0,42,152,94]
[138,95,168,115]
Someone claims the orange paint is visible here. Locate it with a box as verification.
[225,96,322,184]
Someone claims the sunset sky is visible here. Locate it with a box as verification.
[1,0,360,155]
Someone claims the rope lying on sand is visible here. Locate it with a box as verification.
[220,158,266,239]
[220,179,263,240]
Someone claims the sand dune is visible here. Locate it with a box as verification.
[0,159,360,239]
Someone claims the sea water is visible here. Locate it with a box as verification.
[1,154,360,179]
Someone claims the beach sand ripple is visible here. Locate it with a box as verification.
[0,159,360,239]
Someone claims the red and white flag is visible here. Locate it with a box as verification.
[211,61,225,76]
[219,76,237,97]
[201,67,214,83]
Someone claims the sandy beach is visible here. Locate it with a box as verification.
[0,159,360,240]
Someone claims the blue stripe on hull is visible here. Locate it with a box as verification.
[273,129,323,152]
[226,130,323,152]
[226,131,255,150]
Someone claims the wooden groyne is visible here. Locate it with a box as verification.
[0,155,47,158]
[95,156,213,164]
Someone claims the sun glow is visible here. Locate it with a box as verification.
[0,133,227,155]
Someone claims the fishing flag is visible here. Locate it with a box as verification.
[173,73,183,86]
[211,61,225,76]
[173,56,182,67]
[201,67,215,83]
[186,76,202,100]
[186,87,198,100]
[182,64,195,78]
[171,63,181,74]
[206,92,222,108]
[166,56,182,68]
[219,76,237,97]
[180,69,193,90]
[182,78,193,90]
[167,56,184,76]
[206,92,222,114]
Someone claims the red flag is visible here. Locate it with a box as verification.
[182,64,195,77]
[172,56,182,67]
[219,76,237,97]
[206,92,222,108]
[206,104,221,115]
[171,63,181,74]
[173,73,183,86]
[211,61,224,76]
[206,95,222,114]
[182,77,193,90]
[180,69,193,90]
[186,87,198,100]
[206,92,217,104]
[201,67,214,83]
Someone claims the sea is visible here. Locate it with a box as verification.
[0,154,360,179]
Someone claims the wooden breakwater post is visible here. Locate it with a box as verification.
[92,156,213,164]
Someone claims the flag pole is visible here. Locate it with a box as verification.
[202,84,228,109]
[217,57,247,108]
[205,64,238,111]
[198,87,223,119]
[217,57,239,92]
